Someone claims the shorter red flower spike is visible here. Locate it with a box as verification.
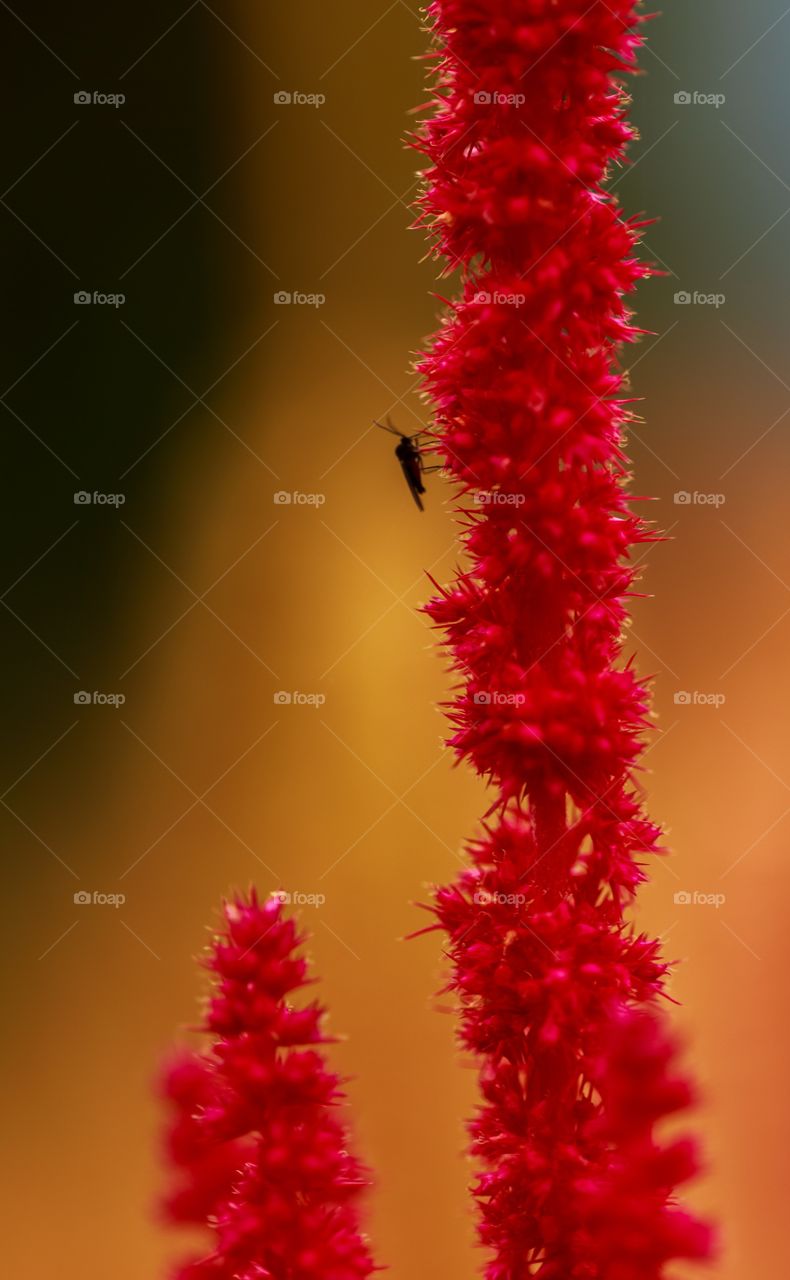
[160,891,378,1280]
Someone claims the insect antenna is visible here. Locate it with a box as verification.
[373,415,404,438]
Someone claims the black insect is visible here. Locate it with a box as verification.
[374,417,441,512]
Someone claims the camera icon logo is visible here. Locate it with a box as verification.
[673,890,692,905]
[273,491,292,505]
[273,291,292,305]
[674,690,692,705]
[74,890,92,904]
[273,690,293,705]
[674,91,692,105]
[273,91,292,105]
[674,291,691,305]
[74,291,92,305]
[74,690,92,705]
[73,490,92,504]
[473,692,492,705]
[74,91,92,105]
[271,889,292,904]
[673,490,692,505]
[473,91,491,104]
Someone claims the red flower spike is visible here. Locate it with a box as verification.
[414,1,715,1275]
[160,891,379,1280]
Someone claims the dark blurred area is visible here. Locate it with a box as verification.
[1,1,259,765]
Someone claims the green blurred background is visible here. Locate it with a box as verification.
[2,2,788,1276]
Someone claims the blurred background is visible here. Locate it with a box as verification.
[1,2,787,1276]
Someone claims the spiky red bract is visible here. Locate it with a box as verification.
[414,2,714,1275]
[160,892,378,1280]
[161,1049,253,1229]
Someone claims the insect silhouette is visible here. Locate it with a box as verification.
[374,417,441,512]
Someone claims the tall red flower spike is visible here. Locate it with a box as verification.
[413,1,715,1275]
[160,891,378,1280]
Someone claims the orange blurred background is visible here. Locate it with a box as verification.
[2,3,789,1277]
